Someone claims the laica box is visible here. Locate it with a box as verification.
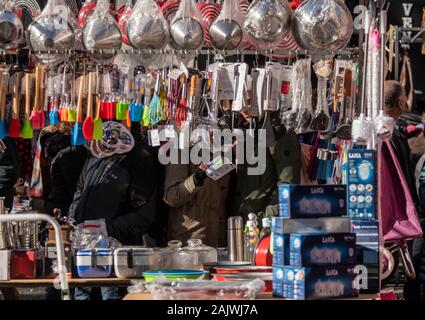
[278,185,347,218]
[272,233,289,266]
[289,233,356,267]
[346,149,376,219]
[282,266,359,300]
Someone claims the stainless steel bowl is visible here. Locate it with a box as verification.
[127,14,168,49]
[170,17,204,50]
[27,15,75,65]
[82,16,122,60]
[244,0,291,49]
[0,10,24,49]
[292,0,353,52]
[209,19,243,50]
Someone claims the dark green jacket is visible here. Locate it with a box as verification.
[231,130,301,219]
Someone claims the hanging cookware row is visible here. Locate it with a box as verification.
[0,0,354,66]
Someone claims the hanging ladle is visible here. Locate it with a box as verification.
[310,74,329,131]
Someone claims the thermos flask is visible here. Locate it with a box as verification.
[227,216,244,261]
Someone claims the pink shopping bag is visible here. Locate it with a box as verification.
[380,141,423,241]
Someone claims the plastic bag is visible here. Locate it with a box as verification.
[71,219,122,250]
[209,0,244,50]
[145,279,265,300]
[82,0,122,61]
[127,0,169,49]
[169,0,204,50]
[244,0,291,50]
[27,0,76,65]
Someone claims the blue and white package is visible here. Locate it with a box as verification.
[278,185,347,218]
[351,219,380,293]
[272,233,289,266]
[289,233,356,267]
[284,266,359,300]
[346,149,376,219]
[272,266,286,298]
[76,249,113,278]
[272,217,351,234]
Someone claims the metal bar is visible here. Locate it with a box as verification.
[394,25,399,81]
[0,213,70,300]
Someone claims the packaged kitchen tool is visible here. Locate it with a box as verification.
[169,0,204,50]
[278,184,347,219]
[272,217,352,234]
[289,233,356,267]
[346,149,376,219]
[45,242,73,278]
[76,248,113,278]
[273,265,358,299]
[127,0,169,49]
[0,249,10,280]
[114,247,159,279]
[209,0,243,50]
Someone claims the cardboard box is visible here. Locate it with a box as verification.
[346,150,376,219]
[0,250,11,280]
[272,217,352,234]
[289,233,356,267]
[278,185,347,218]
[281,266,359,300]
[272,233,290,266]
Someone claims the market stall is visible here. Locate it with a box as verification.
[0,0,422,301]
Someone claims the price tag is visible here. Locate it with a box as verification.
[179,62,189,79]
[165,125,176,139]
[149,129,161,147]
[169,68,184,81]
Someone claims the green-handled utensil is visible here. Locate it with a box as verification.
[93,69,103,141]
[21,73,33,139]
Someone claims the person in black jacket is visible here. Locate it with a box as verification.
[0,137,19,209]
[68,121,158,300]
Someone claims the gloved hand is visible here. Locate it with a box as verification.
[193,163,208,186]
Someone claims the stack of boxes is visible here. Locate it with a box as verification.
[272,185,359,300]
[346,149,380,293]
[272,149,380,299]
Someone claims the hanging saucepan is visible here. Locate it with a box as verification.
[82,3,122,61]
[128,15,168,49]
[27,4,75,65]
[170,17,204,50]
[292,0,353,52]
[0,4,24,49]
[243,0,292,49]
[209,19,242,50]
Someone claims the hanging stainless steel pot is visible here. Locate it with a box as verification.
[243,0,291,48]
[27,15,75,65]
[292,0,353,51]
[170,17,204,50]
[127,14,168,49]
[209,19,243,50]
[0,8,24,49]
[82,15,122,60]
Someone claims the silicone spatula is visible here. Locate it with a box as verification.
[30,66,45,129]
[21,73,33,139]
[82,71,94,141]
[0,71,8,138]
[9,73,21,138]
[71,75,86,146]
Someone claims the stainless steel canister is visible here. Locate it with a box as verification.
[227,216,244,261]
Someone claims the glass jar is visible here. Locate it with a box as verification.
[183,239,218,266]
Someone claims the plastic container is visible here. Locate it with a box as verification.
[183,238,217,265]
[157,240,200,270]
[212,272,272,293]
[143,269,208,282]
[114,247,159,279]
[76,248,113,278]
